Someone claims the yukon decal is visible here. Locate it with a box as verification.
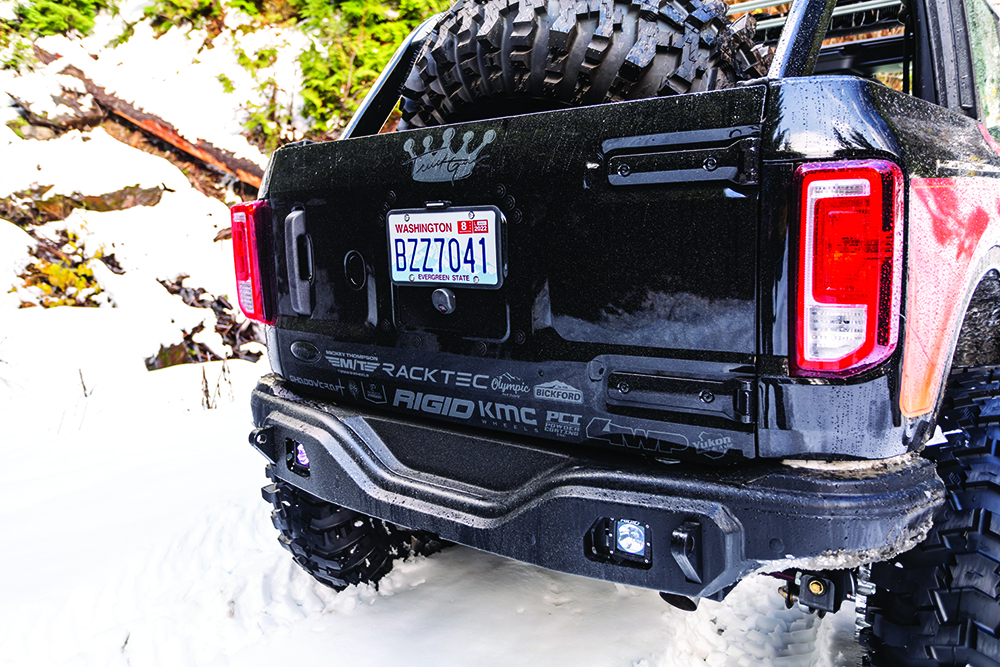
[403,128,496,183]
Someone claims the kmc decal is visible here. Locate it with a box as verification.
[403,128,496,183]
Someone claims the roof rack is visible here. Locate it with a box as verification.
[729,0,903,42]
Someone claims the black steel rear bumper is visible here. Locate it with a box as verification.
[250,373,944,598]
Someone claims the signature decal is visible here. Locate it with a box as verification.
[403,128,496,183]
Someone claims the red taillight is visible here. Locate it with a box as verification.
[793,160,903,375]
[230,200,275,325]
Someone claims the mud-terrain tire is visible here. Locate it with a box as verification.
[399,0,772,129]
[263,468,415,590]
[864,366,1000,666]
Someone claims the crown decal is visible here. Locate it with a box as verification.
[403,128,497,183]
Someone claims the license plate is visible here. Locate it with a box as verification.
[387,207,503,288]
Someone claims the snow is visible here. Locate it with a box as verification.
[0,9,860,667]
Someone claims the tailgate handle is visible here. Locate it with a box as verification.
[607,137,760,186]
[284,209,313,315]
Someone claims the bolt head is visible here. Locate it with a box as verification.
[808,579,826,596]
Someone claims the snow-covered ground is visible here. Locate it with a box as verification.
[0,6,862,666]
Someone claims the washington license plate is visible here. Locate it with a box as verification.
[387,207,502,288]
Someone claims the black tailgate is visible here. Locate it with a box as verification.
[262,84,765,462]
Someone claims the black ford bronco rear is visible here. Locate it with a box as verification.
[233,0,1000,662]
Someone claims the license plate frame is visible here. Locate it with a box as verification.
[386,206,504,289]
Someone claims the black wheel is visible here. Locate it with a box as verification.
[399,0,771,129]
[863,366,1000,666]
[263,467,432,590]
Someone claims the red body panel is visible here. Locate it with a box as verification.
[901,176,1000,416]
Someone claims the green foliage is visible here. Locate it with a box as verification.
[0,23,33,70]
[236,44,278,71]
[143,0,224,35]
[12,0,113,36]
[5,116,28,139]
[0,0,114,68]
[293,0,445,135]
[217,72,236,93]
[18,231,107,308]
[227,0,262,15]
[106,18,135,47]
[242,77,294,153]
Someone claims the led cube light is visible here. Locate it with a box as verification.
[616,520,647,555]
[295,443,310,468]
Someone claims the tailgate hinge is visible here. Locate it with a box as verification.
[735,379,756,425]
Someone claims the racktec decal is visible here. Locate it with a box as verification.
[403,128,496,183]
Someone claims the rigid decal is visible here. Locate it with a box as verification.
[392,390,541,434]
[533,380,584,404]
[403,128,496,183]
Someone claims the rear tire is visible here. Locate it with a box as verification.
[399,0,771,129]
[263,467,426,590]
[864,366,1000,666]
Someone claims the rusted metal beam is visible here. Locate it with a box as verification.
[60,65,264,189]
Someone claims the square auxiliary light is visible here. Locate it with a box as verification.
[295,443,310,468]
[616,520,648,556]
[285,438,310,477]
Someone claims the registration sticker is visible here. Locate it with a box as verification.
[387,207,502,287]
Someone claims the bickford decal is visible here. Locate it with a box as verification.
[404,128,496,183]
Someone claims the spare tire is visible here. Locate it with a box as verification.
[399,0,771,129]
